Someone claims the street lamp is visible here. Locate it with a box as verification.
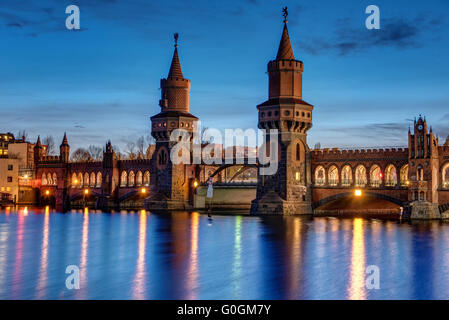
[354,189,362,197]
[141,187,147,194]
[84,189,89,195]
[193,180,199,188]
[45,190,50,196]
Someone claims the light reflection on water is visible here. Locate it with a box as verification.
[1,208,449,299]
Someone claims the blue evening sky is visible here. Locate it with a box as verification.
[1,0,449,151]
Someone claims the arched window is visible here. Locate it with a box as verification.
[385,164,397,187]
[355,165,367,187]
[314,166,325,186]
[90,172,96,187]
[71,173,77,187]
[370,165,382,187]
[128,171,135,187]
[341,165,352,187]
[400,165,409,186]
[143,171,150,186]
[417,165,424,181]
[296,143,300,161]
[328,165,338,186]
[47,173,52,186]
[78,172,83,188]
[136,171,143,186]
[442,163,449,189]
[41,174,47,186]
[96,172,102,188]
[84,172,89,187]
[52,173,57,185]
[120,171,127,187]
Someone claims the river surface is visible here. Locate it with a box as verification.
[1,207,449,300]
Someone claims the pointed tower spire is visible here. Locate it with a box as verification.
[276,7,295,60]
[168,33,183,78]
[61,132,68,146]
[158,33,191,113]
[36,135,41,146]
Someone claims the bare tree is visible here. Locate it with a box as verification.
[17,130,28,141]
[43,135,55,155]
[146,134,155,145]
[71,148,91,162]
[88,145,103,160]
[126,141,137,160]
[136,136,145,159]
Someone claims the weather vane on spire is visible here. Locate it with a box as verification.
[282,6,288,23]
[174,33,179,47]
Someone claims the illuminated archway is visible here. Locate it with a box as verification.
[120,171,127,187]
[370,165,382,187]
[52,173,57,185]
[355,165,367,187]
[314,166,325,186]
[71,173,77,187]
[400,164,409,186]
[136,171,143,186]
[341,165,352,187]
[41,174,47,186]
[96,172,102,187]
[78,172,83,188]
[442,163,449,189]
[128,171,135,187]
[328,165,338,186]
[84,172,89,187]
[90,172,96,187]
[385,164,397,187]
[143,171,150,186]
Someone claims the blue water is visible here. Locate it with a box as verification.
[1,207,449,300]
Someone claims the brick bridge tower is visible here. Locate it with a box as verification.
[149,34,198,210]
[408,116,439,203]
[251,8,314,215]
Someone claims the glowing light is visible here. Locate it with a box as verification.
[45,190,50,196]
[84,189,89,195]
[348,218,366,300]
[354,189,362,197]
[295,172,300,181]
[74,179,78,184]
[23,174,28,179]
[133,210,147,299]
[140,187,147,194]
[193,180,199,188]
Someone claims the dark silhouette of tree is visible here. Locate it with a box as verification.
[43,135,55,155]
[71,148,91,162]
[88,145,103,160]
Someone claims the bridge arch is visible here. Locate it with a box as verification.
[207,163,258,183]
[312,191,405,209]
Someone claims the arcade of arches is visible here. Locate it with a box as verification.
[314,164,409,188]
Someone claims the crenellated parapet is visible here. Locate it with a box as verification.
[311,147,409,162]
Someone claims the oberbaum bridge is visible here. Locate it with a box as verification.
[31,12,449,219]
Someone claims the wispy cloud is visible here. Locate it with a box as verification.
[298,14,445,56]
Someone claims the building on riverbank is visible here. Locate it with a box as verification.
[3,9,449,217]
